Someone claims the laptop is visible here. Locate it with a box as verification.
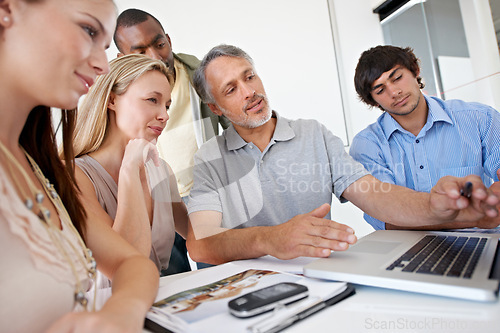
[303,230,500,301]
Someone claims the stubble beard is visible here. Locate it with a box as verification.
[385,94,421,117]
[219,93,272,129]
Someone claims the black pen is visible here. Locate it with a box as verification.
[460,181,473,198]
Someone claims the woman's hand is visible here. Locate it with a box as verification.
[121,138,160,175]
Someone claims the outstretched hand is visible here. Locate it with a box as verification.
[430,175,499,225]
[264,203,357,260]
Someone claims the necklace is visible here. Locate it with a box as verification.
[0,140,97,311]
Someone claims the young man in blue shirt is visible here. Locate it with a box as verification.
[350,45,500,230]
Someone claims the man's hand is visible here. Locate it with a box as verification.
[490,169,500,198]
[262,203,357,260]
[475,169,500,229]
[188,204,356,264]
[430,175,499,225]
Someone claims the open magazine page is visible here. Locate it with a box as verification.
[147,263,347,333]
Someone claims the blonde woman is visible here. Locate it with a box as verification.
[73,54,189,287]
[0,1,158,332]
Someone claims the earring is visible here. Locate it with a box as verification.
[2,17,9,23]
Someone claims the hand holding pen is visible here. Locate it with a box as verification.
[460,181,473,199]
[455,178,498,217]
[430,175,500,224]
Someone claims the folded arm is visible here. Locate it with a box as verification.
[75,140,161,257]
[47,205,158,333]
[75,164,152,257]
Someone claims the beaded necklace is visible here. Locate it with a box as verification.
[0,140,97,311]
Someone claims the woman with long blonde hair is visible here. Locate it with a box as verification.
[73,54,188,287]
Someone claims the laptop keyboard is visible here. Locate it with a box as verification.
[386,235,488,278]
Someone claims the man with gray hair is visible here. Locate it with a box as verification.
[186,44,500,265]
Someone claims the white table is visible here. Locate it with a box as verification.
[283,283,499,332]
[144,258,500,333]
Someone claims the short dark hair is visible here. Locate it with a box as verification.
[354,45,424,109]
[114,8,165,52]
[193,44,255,104]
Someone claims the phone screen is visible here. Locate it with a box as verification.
[252,283,298,300]
[228,282,309,318]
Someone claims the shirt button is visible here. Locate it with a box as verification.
[249,145,253,149]
[420,165,424,169]
[416,139,420,143]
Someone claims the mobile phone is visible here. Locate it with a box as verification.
[228,282,309,318]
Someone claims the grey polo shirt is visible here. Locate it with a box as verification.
[187,112,369,229]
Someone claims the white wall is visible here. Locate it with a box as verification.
[459,0,500,110]
[327,0,384,237]
[110,0,348,143]
[328,0,385,142]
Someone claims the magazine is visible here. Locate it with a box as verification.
[145,263,352,333]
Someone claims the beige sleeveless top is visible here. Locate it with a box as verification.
[75,155,176,286]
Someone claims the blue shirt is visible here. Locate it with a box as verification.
[350,95,500,230]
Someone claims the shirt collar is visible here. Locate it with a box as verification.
[272,111,295,142]
[425,95,453,125]
[224,111,295,151]
[224,123,246,151]
[380,94,453,140]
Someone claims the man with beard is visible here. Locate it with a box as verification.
[350,45,500,231]
[185,44,500,265]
